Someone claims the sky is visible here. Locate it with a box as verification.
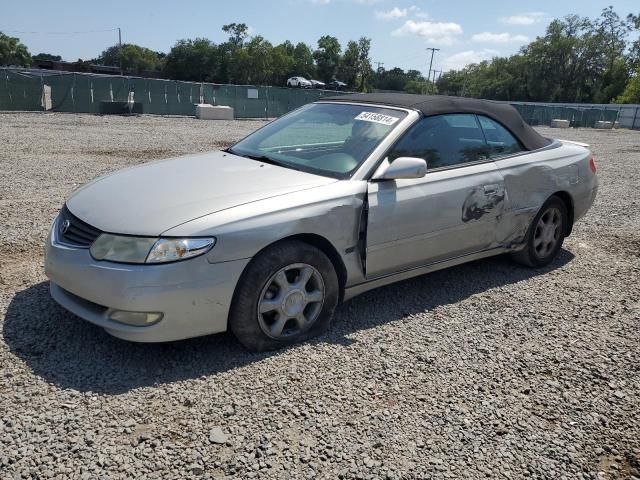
[2,0,638,75]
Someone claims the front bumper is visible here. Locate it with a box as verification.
[45,227,250,343]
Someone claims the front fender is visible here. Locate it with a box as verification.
[162,181,368,282]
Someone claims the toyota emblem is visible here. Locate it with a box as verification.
[61,219,71,234]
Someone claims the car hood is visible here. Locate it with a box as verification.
[66,150,336,236]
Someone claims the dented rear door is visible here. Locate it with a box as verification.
[365,162,506,278]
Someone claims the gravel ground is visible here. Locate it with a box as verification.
[1,112,639,479]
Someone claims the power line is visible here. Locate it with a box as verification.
[376,53,425,68]
[0,28,118,35]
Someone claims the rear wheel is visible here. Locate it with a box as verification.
[229,240,339,351]
[511,195,568,268]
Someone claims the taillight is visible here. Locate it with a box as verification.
[589,156,597,174]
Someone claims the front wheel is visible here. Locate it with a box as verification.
[229,240,339,351]
[511,195,568,268]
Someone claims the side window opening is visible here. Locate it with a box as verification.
[477,116,524,158]
[388,114,490,169]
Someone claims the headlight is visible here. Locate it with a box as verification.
[146,238,215,264]
[90,235,215,264]
[90,235,157,263]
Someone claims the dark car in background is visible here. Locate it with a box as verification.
[328,80,347,90]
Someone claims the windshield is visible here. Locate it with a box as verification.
[229,103,407,178]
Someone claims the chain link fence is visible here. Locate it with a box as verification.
[0,68,345,118]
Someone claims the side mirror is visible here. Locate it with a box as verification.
[372,157,427,181]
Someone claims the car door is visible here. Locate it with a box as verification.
[365,114,507,278]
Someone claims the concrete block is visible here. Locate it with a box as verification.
[41,84,52,111]
[196,104,234,120]
[550,119,570,128]
[595,121,613,129]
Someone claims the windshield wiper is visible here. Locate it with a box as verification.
[246,154,282,165]
[226,148,288,168]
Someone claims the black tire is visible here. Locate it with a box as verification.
[511,195,568,268]
[229,240,339,352]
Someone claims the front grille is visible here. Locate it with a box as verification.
[58,205,102,247]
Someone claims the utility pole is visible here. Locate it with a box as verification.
[426,47,440,94]
[461,71,469,97]
[374,62,384,91]
[432,70,442,92]
[118,27,123,75]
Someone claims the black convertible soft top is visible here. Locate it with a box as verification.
[322,93,551,151]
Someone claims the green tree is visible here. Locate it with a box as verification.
[313,36,341,82]
[0,32,31,66]
[594,6,631,71]
[356,37,372,91]
[99,44,163,73]
[437,70,466,96]
[270,43,295,85]
[245,35,274,84]
[616,72,640,103]
[440,7,637,104]
[405,79,427,94]
[338,41,359,87]
[227,47,252,84]
[292,42,315,78]
[522,15,596,102]
[375,67,425,92]
[590,6,632,102]
[619,12,640,101]
[164,38,220,82]
[32,53,62,62]
[628,13,640,69]
[222,23,249,50]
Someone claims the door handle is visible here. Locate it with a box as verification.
[483,184,499,195]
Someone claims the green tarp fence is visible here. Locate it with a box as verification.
[0,68,344,118]
[510,103,620,128]
[2,68,636,128]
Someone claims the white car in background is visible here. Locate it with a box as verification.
[287,76,312,88]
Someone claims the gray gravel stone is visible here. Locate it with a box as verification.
[209,427,228,444]
[0,114,639,479]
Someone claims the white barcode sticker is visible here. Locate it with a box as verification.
[354,111,400,126]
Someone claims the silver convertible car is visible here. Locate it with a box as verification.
[45,94,598,350]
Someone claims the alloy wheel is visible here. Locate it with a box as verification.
[533,207,562,259]
[257,263,325,339]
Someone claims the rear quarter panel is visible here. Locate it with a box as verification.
[493,141,596,248]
